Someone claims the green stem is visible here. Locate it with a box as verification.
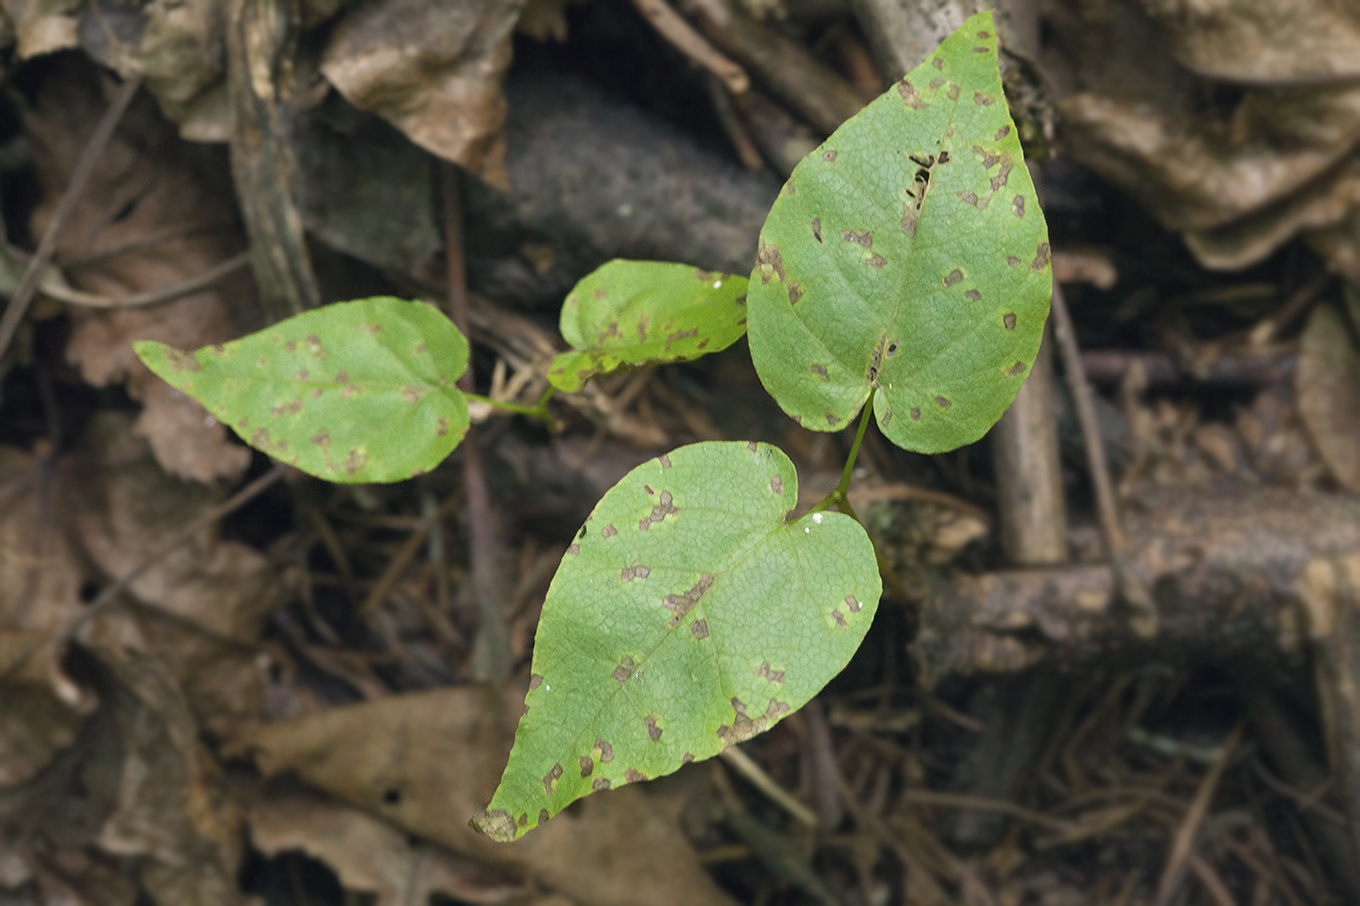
[811,388,875,519]
[465,391,551,423]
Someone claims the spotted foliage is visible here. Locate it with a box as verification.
[548,260,750,392]
[472,442,880,841]
[746,10,1051,452]
[134,297,470,483]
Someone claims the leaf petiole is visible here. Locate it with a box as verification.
[811,387,875,521]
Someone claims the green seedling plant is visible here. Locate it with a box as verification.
[135,12,1049,842]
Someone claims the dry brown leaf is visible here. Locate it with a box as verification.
[67,414,283,641]
[236,686,737,906]
[25,56,254,483]
[84,653,247,906]
[1043,0,1360,279]
[320,0,523,189]
[250,791,523,906]
[1297,305,1360,491]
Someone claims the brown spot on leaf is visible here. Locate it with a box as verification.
[567,543,580,555]
[770,475,784,494]
[334,369,348,384]
[542,763,563,796]
[311,428,330,448]
[882,405,893,423]
[667,329,697,343]
[788,282,803,305]
[932,57,945,70]
[910,407,922,421]
[639,490,680,531]
[592,778,611,792]
[436,416,450,436]
[959,190,982,208]
[822,149,837,162]
[1012,195,1025,217]
[901,205,919,238]
[612,656,637,684]
[637,315,650,343]
[754,661,785,684]
[755,239,786,285]
[402,386,421,403]
[1031,241,1052,272]
[811,218,823,242]
[602,524,618,538]
[664,575,715,628]
[965,289,981,302]
[283,339,298,353]
[296,369,309,381]
[166,348,201,373]
[595,739,614,762]
[530,674,543,690]
[271,399,303,417]
[845,595,862,612]
[810,363,829,381]
[831,609,848,628]
[1004,312,1018,330]
[579,756,593,778]
[344,448,367,475]
[995,125,1012,141]
[748,441,758,452]
[342,384,360,399]
[252,428,270,447]
[825,412,839,427]
[935,396,951,409]
[690,619,709,640]
[593,287,608,301]
[866,253,887,269]
[365,323,381,334]
[659,453,672,469]
[990,160,1013,191]
[211,344,225,356]
[625,768,647,783]
[896,79,927,109]
[977,29,991,38]
[1007,361,1028,377]
[974,91,995,106]
[1006,256,1022,267]
[947,83,960,100]
[973,45,989,53]
[781,179,796,196]
[414,343,427,355]
[645,485,654,495]
[943,269,964,287]
[645,715,663,741]
[929,76,946,90]
[842,229,873,248]
[620,565,650,582]
[538,809,549,825]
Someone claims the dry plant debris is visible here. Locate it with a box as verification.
[1,0,1360,904]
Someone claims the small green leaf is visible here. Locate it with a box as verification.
[747,10,1051,451]
[134,297,470,483]
[472,441,879,841]
[548,260,750,392]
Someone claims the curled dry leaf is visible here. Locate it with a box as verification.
[250,792,523,906]
[320,0,524,189]
[235,686,736,906]
[1297,305,1360,491]
[26,57,254,483]
[1042,0,1360,281]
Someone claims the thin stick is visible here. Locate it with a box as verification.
[357,488,463,619]
[22,251,251,309]
[1049,282,1158,636]
[630,0,749,94]
[0,75,142,361]
[1154,724,1244,906]
[443,163,510,685]
[720,746,818,827]
[67,462,287,640]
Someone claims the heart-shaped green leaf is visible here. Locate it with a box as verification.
[548,260,749,392]
[135,297,469,483]
[472,441,880,841]
[747,10,1051,451]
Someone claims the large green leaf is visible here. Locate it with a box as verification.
[134,297,469,483]
[548,260,749,392]
[473,441,880,841]
[747,10,1051,452]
